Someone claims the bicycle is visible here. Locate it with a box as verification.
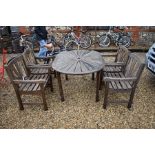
[64,27,92,50]
[98,26,131,48]
[11,31,38,53]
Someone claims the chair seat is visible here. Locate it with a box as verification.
[103,72,133,90]
[19,74,49,92]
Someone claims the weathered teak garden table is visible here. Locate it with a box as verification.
[52,50,104,102]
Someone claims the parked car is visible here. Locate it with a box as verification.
[146,43,155,75]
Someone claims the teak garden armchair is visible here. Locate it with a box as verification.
[5,55,53,110]
[102,53,145,109]
[99,45,131,89]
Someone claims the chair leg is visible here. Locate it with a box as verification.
[99,70,103,90]
[92,73,95,80]
[50,74,53,92]
[96,71,100,102]
[54,70,57,78]
[41,90,48,111]
[44,58,50,64]
[65,74,68,80]
[57,72,65,101]
[127,88,136,109]
[103,82,109,109]
[15,90,24,110]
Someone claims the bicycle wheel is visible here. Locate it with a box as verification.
[25,41,34,49]
[117,36,131,47]
[65,40,78,51]
[98,34,111,47]
[25,34,37,50]
[63,33,73,45]
[80,35,92,49]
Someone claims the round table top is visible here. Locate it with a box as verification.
[52,50,104,75]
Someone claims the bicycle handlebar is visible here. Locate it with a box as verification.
[12,34,31,41]
[20,34,31,38]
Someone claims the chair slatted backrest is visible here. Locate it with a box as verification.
[124,53,145,80]
[115,45,130,63]
[5,55,29,83]
[22,48,37,65]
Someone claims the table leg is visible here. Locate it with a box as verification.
[96,71,100,102]
[99,69,103,90]
[65,74,68,80]
[92,73,95,80]
[56,72,65,102]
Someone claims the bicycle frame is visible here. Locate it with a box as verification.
[106,27,119,42]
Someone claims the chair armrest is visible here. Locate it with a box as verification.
[104,77,137,82]
[35,55,55,60]
[104,62,125,66]
[13,79,46,84]
[27,65,52,69]
[27,64,51,66]
[101,53,117,57]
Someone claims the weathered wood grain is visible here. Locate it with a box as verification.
[52,50,104,75]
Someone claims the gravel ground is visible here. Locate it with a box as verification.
[0,52,155,129]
